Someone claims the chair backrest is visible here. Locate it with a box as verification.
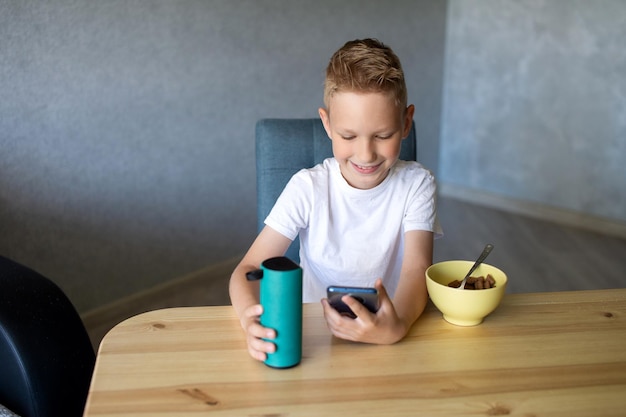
[255,118,417,262]
[0,256,95,417]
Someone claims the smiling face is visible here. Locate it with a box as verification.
[319,91,414,190]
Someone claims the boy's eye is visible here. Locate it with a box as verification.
[340,135,356,140]
[376,134,392,140]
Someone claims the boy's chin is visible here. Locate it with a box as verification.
[342,168,389,190]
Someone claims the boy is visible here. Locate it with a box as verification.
[230,38,440,361]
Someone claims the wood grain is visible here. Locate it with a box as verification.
[84,289,626,416]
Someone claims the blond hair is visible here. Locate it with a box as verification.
[323,38,407,109]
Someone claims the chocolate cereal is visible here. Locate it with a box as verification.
[448,274,496,290]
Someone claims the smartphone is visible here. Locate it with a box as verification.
[326,286,379,318]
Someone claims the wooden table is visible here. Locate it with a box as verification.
[84,289,626,416]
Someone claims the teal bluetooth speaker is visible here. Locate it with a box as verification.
[246,256,302,368]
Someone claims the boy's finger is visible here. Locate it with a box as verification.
[244,303,263,318]
[375,278,392,304]
[249,322,276,339]
[248,346,266,362]
[249,336,276,354]
[321,298,335,315]
[248,338,275,361]
[247,329,276,362]
[321,298,343,324]
[342,295,368,319]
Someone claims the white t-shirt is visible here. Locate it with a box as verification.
[265,158,441,302]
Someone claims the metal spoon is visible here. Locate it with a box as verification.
[457,244,494,290]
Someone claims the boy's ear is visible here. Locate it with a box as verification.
[402,104,415,139]
[319,107,332,139]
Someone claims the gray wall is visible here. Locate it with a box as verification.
[441,0,626,223]
[1,1,447,312]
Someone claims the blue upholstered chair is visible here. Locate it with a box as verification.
[255,118,417,262]
[0,255,95,417]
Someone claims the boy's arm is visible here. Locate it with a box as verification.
[391,229,433,333]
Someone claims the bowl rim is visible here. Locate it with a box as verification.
[426,260,507,291]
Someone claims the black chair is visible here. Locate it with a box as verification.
[255,118,417,262]
[0,255,95,417]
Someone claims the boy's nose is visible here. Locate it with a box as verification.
[357,139,376,163]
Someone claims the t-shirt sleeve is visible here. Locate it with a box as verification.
[264,170,312,241]
[403,170,443,238]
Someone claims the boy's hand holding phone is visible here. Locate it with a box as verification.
[322,279,408,344]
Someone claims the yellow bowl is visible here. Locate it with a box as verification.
[426,260,507,326]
